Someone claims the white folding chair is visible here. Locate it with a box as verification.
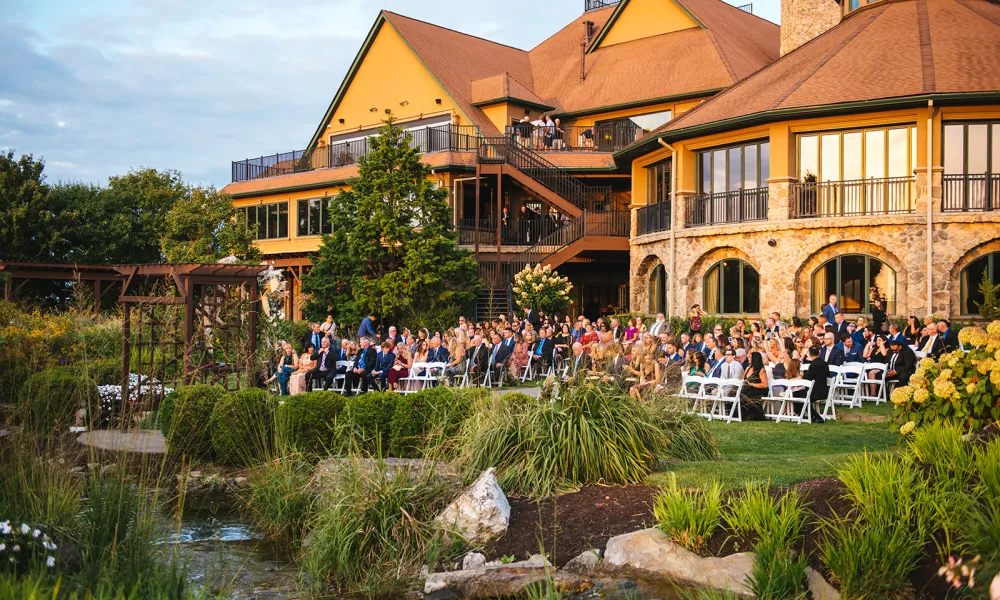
[398,362,428,394]
[520,355,536,382]
[831,363,864,408]
[857,362,887,404]
[695,376,721,420]
[714,378,744,423]
[331,360,352,393]
[455,357,472,388]
[422,361,447,389]
[764,378,814,424]
[678,375,705,414]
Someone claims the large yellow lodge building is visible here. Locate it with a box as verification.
[223,0,1000,322]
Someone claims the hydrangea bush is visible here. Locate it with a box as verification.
[0,521,58,573]
[893,320,1000,432]
[511,264,572,316]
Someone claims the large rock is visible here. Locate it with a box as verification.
[602,528,754,598]
[435,468,510,545]
[425,555,587,600]
[564,549,603,574]
[806,567,841,600]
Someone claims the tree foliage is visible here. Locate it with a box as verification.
[976,270,1000,321]
[303,120,478,324]
[160,186,259,263]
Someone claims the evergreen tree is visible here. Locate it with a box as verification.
[977,270,1000,321]
[303,120,478,326]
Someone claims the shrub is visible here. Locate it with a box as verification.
[747,537,809,600]
[77,357,123,386]
[17,366,98,433]
[653,472,723,551]
[892,320,1000,432]
[820,518,922,600]
[343,391,396,455]
[277,391,345,456]
[210,388,277,466]
[161,384,225,460]
[460,384,669,496]
[389,387,474,458]
[723,483,808,547]
[301,457,458,597]
[159,390,179,434]
[238,456,314,548]
[647,395,719,462]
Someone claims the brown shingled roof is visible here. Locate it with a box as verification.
[470,72,552,108]
[647,0,1000,139]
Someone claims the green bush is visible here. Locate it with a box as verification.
[343,391,396,455]
[210,388,277,466]
[747,537,809,600]
[820,518,921,600]
[77,357,123,386]
[389,387,474,458]
[723,483,808,547]
[277,390,345,455]
[18,366,98,433]
[162,384,225,460]
[159,390,179,434]
[653,472,723,551]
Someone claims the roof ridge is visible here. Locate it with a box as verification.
[702,29,739,83]
[955,0,1000,28]
[382,11,529,53]
[528,6,616,52]
[916,0,936,94]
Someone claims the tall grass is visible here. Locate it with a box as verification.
[459,385,670,496]
[820,518,922,600]
[908,422,975,483]
[647,395,719,462]
[652,472,723,551]
[746,537,809,600]
[723,483,809,547]
[237,456,314,548]
[0,445,82,535]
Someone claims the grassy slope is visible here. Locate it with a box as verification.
[649,417,900,489]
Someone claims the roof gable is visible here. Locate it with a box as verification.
[592,0,701,50]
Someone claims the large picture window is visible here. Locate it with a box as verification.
[297,197,334,237]
[798,126,916,182]
[647,160,671,205]
[811,254,896,315]
[698,140,770,194]
[943,122,1000,211]
[649,264,668,315]
[237,202,288,240]
[960,251,1000,315]
[703,259,759,315]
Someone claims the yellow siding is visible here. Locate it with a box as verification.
[597,0,699,49]
[234,185,349,255]
[480,103,545,132]
[321,23,468,140]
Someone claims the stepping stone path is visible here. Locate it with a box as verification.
[77,429,166,454]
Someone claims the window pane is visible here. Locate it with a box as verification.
[911,127,918,175]
[865,130,885,179]
[812,264,830,315]
[722,260,741,314]
[799,135,818,180]
[944,124,965,175]
[869,258,895,315]
[843,132,863,180]
[760,142,770,183]
[742,265,760,314]
[256,207,266,239]
[962,255,989,314]
[745,145,758,189]
[297,200,308,236]
[322,198,333,234]
[993,124,1000,173]
[820,134,840,182]
[840,255,866,313]
[888,128,909,178]
[700,152,711,194]
[713,149,726,193]
[279,203,288,238]
[728,147,741,191]
[309,199,322,235]
[968,124,988,174]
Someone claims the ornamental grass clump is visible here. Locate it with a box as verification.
[237,456,314,549]
[892,319,1000,432]
[459,385,670,496]
[653,472,723,551]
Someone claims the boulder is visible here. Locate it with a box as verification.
[463,552,487,570]
[806,567,841,600]
[564,549,603,574]
[602,528,754,598]
[424,555,584,600]
[435,468,510,545]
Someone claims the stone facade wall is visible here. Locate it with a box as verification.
[630,212,1000,320]
[780,0,843,56]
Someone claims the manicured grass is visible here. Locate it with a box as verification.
[840,400,896,418]
[649,419,900,489]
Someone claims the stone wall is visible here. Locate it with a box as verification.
[630,212,1000,320]
[780,0,842,56]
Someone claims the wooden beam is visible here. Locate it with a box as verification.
[3,276,11,302]
[120,296,186,305]
[93,280,101,313]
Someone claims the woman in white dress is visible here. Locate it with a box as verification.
[289,343,316,395]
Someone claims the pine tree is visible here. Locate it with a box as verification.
[303,120,479,326]
[977,270,1000,321]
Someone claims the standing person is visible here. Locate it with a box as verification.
[289,344,316,395]
[741,352,769,421]
[871,298,887,334]
[524,305,541,332]
[344,338,377,396]
[822,294,839,325]
[584,297,601,322]
[689,305,703,336]
[648,312,667,337]
[319,315,335,335]
[303,322,324,354]
[358,313,377,339]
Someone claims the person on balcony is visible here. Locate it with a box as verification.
[543,115,555,149]
[552,118,566,150]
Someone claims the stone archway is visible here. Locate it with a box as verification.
[632,253,666,315]
[949,237,1000,318]
[794,240,908,318]
[684,246,760,315]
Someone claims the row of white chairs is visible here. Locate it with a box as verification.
[677,376,745,423]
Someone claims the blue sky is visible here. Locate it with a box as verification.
[0,0,780,188]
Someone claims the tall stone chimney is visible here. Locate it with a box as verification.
[780,0,842,56]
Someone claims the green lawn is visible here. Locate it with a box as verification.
[649,418,900,490]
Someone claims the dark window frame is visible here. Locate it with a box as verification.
[811,254,897,315]
[696,139,770,195]
[237,201,289,240]
[297,197,334,237]
[703,259,760,315]
[960,252,1000,316]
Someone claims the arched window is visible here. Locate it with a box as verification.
[649,264,668,315]
[961,251,1000,315]
[811,254,896,315]
[703,260,759,314]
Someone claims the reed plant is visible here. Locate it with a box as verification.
[746,536,809,600]
[652,472,723,551]
[723,482,809,547]
[238,455,314,549]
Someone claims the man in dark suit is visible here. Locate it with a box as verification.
[501,328,516,352]
[467,335,489,386]
[887,338,917,386]
[937,320,957,353]
[564,342,592,383]
[609,317,625,343]
[309,337,337,390]
[840,334,863,364]
[833,312,850,338]
[888,323,908,346]
[802,346,830,423]
[820,332,845,366]
[370,341,395,391]
[532,327,554,371]
[487,332,512,384]
[386,326,403,348]
[303,322,324,354]
[427,337,449,364]
[524,306,541,332]
[344,337,377,395]
[917,327,944,358]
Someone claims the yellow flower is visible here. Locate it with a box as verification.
[987,321,1000,337]
[939,368,953,381]
[992,367,1000,387]
[919,358,936,369]
[967,382,978,394]
[891,386,913,406]
[969,329,989,348]
[913,387,930,404]
[979,359,994,375]
[900,421,916,436]
[932,379,959,401]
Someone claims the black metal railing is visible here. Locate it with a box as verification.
[477,137,612,211]
[503,124,636,153]
[943,173,1000,212]
[458,218,568,246]
[791,177,915,218]
[232,124,480,183]
[685,187,768,227]
[585,0,620,10]
[509,210,629,276]
[636,202,672,235]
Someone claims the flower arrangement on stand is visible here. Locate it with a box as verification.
[892,320,1000,432]
[511,264,572,316]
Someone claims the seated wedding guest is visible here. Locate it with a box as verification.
[841,334,862,363]
[309,337,338,391]
[735,348,748,369]
[370,341,396,391]
[904,316,921,345]
[289,343,316,395]
[707,347,726,376]
[510,332,531,374]
[820,332,845,366]
[647,312,667,336]
[532,327,554,371]
[427,336,449,364]
[579,323,599,346]
[624,318,639,345]
[603,343,627,385]
[411,339,429,378]
[788,317,803,338]
[344,338,376,396]
[626,353,660,401]
[887,338,917,388]
[888,322,907,346]
[564,342,592,384]
[487,332,511,383]
[764,338,783,365]
[717,348,744,380]
[664,342,684,364]
[387,342,412,391]
[266,342,298,396]
[345,340,358,362]
[783,337,800,361]
[802,346,829,423]
[686,350,708,377]
[917,325,942,357]
[937,320,957,353]
[444,336,467,379]
[553,324,572,361]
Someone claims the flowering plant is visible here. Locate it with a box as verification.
[892,320,1000,432]
[511,264,572,316]
[0,521,58,573]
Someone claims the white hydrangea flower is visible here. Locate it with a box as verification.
[33,529,40,538]
[47,556,55,568]
[20,523,30,534]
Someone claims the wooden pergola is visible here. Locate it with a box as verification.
[0,262,262,404]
